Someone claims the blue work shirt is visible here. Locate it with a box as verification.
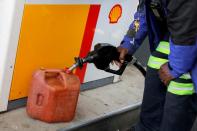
[120,0,197,91]
[120,1,169,54]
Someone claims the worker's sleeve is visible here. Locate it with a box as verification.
[169,40,197,78]
[167,0,197,78]
[120,5,148,55]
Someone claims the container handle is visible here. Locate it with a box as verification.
[44,70,66,86]
[36,93,44,106]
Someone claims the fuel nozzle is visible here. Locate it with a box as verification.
[66,43,132,75]
[66,51,98,73]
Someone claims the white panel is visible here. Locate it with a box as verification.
[84,0,138,82]
[0,0,25,111]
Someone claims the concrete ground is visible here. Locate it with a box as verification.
[0,65,145,131]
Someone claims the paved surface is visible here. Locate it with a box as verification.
[0,65,145,131]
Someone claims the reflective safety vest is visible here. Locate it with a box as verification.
[147,41,195,95]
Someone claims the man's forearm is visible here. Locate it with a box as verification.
[120,7,147,55]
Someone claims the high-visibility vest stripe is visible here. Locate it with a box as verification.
[179,73,191,79]
[168,81,194,95]
[147,55,168,69]
[168,88,194,95]
[156,41,170,55]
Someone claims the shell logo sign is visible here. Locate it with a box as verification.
[109,4,122,24]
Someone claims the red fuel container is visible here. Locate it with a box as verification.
[26,69,80,123]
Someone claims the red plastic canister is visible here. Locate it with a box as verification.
[26,69,80,123]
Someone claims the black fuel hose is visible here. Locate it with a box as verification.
[132,59,146,77]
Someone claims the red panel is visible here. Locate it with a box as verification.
[75,5,101,83]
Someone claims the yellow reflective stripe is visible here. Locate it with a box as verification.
[179,73,191,79]
[168,89,194,95]
[156,41,170,55]
[147,55,168,69]
[168,81,194,95]
[169,81,194,88]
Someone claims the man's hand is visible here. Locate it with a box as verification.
[159,63,175,86]
[112,47,128,67]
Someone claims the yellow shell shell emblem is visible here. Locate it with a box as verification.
[109,4,122,24]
